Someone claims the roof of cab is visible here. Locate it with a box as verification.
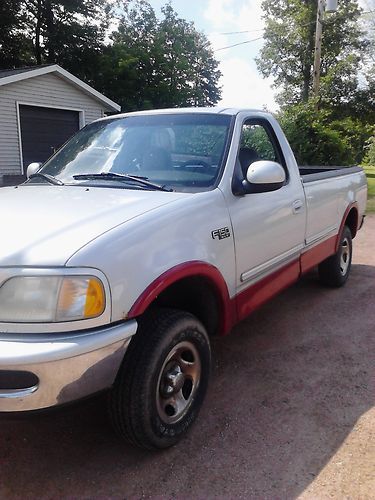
[101,107,266,121]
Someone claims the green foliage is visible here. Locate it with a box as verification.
[257,0,369,107]
[257,0,317,103]
[0,0,221,111]
[175,126,227,158]
[330,118,373,164]
[95,1,221,110]
[241,125,276,161]
[278,102,372,166]
[23,0,111,85]
[0,0,112,87]
[363,135,375,166]
[259,0,374,165]
[362,166,375,213]
[0,0,32,67]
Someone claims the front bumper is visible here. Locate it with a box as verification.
[0,320,137,412]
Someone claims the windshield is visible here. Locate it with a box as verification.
[35,113,232,192]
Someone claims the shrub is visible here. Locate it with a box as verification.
[277,101,372,166]
[362,134,375,166]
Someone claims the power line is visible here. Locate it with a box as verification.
[211,5,374,39]
[214,37,263,52]
[213,9,374,39]
[213,8,373,52]
[212,19,318,38]
[219,28,264,36]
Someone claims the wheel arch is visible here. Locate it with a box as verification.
[336,203,359,251]
[127,261,235,336]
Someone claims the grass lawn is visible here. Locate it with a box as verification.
[362,165,375,213]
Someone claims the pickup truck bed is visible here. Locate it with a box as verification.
[299,165,363,182]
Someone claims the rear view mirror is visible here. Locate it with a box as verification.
[244,160,286,193]
[27,162,41,178]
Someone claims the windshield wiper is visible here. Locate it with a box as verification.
[29,172,64,185]
[73,172,173,192]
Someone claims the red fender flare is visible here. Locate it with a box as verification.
[335,202,358,252]
[128,261,236,335]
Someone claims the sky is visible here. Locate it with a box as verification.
[148,0,374,111]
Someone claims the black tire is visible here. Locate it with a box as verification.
[318,225,353,287]
[109,308,211,450]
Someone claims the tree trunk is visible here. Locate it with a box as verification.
[35,0,42,64]
[44,0,55,62]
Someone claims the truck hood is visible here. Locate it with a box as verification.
[0,185,188,266]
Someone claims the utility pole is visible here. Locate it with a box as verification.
[312,0,338,103]
[312,0,325,101]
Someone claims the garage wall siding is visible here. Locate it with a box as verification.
[0,73,106,179]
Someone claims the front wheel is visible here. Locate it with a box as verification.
[109,309,211,450]
[318,225,353,287]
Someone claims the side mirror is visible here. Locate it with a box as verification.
[244,160,286,193]
[26,162,41,178]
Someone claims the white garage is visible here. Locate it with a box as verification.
[0,64,120,186]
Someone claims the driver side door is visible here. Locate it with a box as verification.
[225,118,306,319]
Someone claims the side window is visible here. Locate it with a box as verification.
[238,120,287,182]
[240,122,278,162]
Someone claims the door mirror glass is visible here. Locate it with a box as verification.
[245,160,286,193]
[26,162,41,178]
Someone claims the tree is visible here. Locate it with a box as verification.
[29,0,112,84]
[278,101,372,165]
[96,1,161,110]
[278,102,346,165]
[363,134,375,165]
[0,0,32,68]
[0,0,221,112]
[154,4,221,107]
[258,0,374,164]
[96,1,221,110]
[257,0,368,107]
[0,0,112,86]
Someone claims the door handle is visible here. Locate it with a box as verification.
[292,199,303,213]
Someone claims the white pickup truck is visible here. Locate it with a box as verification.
[0,108,367,449]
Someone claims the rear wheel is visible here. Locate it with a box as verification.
[318,226,352,287]
[109,308,211,450]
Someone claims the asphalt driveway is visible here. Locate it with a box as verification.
[1,216,374,499]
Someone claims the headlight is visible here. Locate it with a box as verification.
[0,276,105,323]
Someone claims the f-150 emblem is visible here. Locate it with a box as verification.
[211,227,231,240]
